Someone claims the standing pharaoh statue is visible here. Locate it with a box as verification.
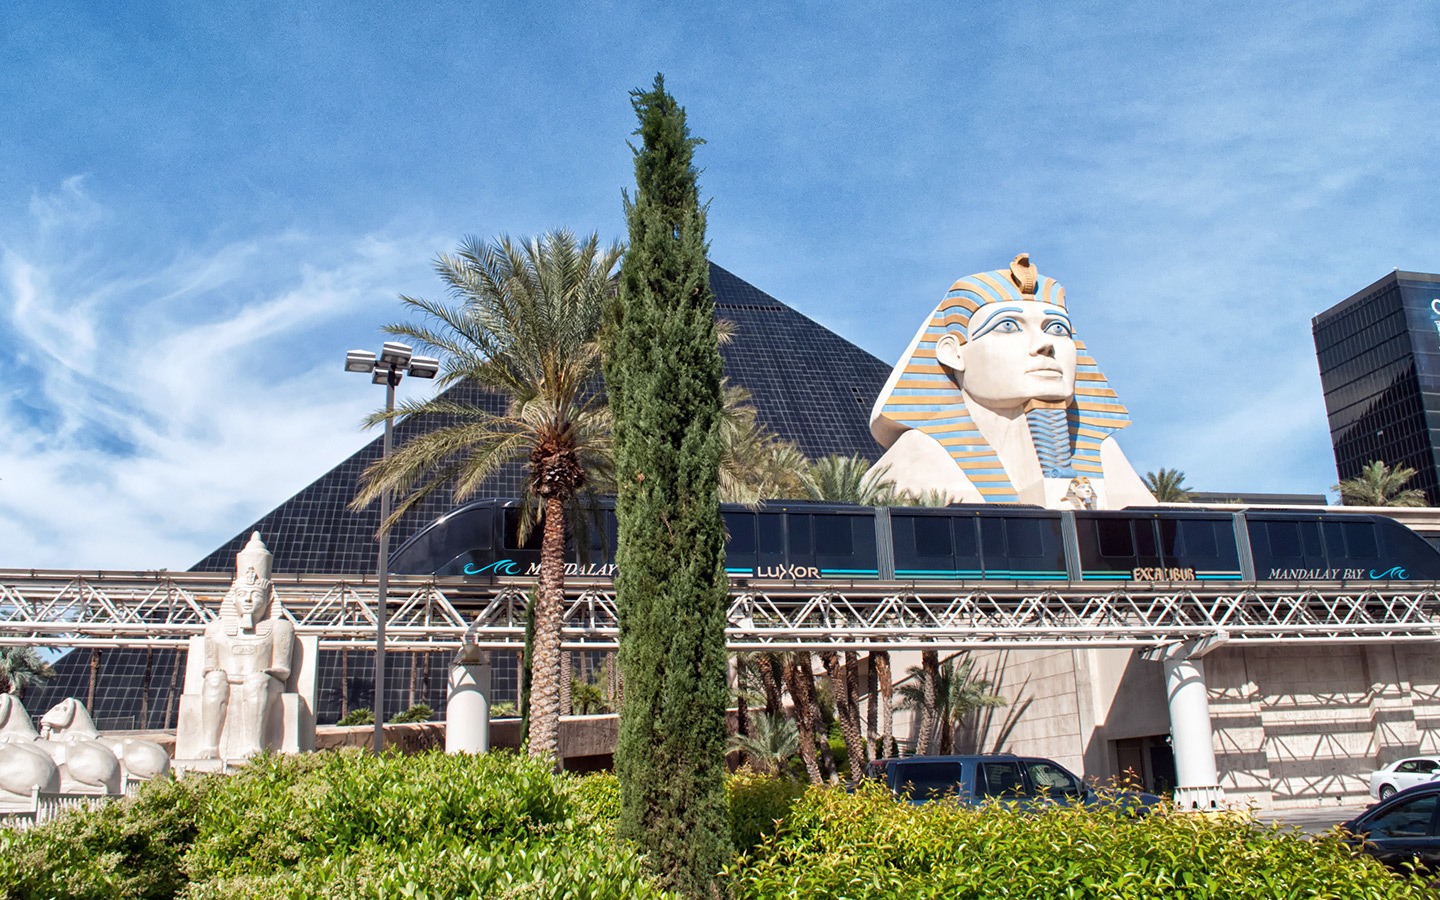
[176,532,315,762]
[869,254,1154,509]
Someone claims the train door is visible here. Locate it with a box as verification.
[980,513,1068,580]
[891,510,983,581]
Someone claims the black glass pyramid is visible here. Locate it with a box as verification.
[27,264,893,726]
[191,262,892,575]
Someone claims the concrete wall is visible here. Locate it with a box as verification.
[958,648,1169,782]
[956,643,1440,811]
[1207,644,1440,810]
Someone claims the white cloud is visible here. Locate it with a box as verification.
[0,180,447,569]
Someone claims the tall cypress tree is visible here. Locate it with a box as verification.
[606,74,732,897]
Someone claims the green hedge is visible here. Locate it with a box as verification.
[2,758,1427,899]
[0,751,671,900]
[726,782,1432,899]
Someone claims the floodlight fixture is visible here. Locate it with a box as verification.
[345,350,377,373]
[379,342,412,368]
[408,356,440,379]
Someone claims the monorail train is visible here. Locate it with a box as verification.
[389,499,1440,585]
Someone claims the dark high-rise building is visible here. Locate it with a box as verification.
[1313,270,1440,503]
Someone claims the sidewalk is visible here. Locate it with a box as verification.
[1255,801,1374,835]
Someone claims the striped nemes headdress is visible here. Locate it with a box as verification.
[868,254,1131,503]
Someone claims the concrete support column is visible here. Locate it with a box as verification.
[1162,648,1224,810]
[446,646,491,754]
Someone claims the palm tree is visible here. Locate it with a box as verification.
[804,455,898,505]
[1144,468,1192,502]
[718,383,809,503]
[0,646,55,699]
[727,710,799,776]
[899,655,1006,755]
[1335,460,1428,507]
[352,230,623,759]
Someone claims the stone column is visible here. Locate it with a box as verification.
[1157,642,1225,810]
[446,646,491,754]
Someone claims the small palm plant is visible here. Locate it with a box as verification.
[1144,468,1192,502]
[898,655,1006,755]
[804,455,899,505]
[0,646,55,699]
[1335,460,1428,507]
[727,710,799,776]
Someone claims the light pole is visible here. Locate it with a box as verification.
[345,341,439,754]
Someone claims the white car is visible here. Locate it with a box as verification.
[1370,757,1440,800]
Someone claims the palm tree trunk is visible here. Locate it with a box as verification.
[939,713,955,755]
[823,652,865,782]
[873,651,897,760]
[527,495,568,759]
[918,650,939,755]
[560,651,573,716]
[167,645,183,730]
[408,651,418,710]
[798,654,837,781]
[845,650,869,762]
[87,648,101,716]
[340,649,350,718]
[782,653,823,784]
[758,652,784,717]
[141,646,153,730]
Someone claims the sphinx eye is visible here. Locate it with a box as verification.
[992,318,1020,333]
[1043,320,1073,337]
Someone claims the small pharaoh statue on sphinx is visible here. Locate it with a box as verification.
[175,532,316,762]
[868,253,1155,510]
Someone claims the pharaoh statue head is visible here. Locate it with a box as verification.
[870,254,1150,508]
[221,532,278,632]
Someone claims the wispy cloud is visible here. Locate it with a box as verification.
[0,181,447,568]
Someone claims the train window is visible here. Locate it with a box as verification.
[724,512,756,556]
[789,515,814,556]
[758,514,784,554]
[1302,521,1323,556]
[1343,521,1379,558]
[1006,518,1043,558]
[1177,520,1218,558]
[503,508,545,552]
[914,518,953,558]
[1097,519,1134,557]
[1134,520,1158,557]
[954,517,980,559]
[814,515,854,556]
[1265,521,1302,560]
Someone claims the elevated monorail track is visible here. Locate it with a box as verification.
[4,569,1440,652]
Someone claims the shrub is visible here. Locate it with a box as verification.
[335,707,374,726]
[388,703,433,723]
[726,782,1432,898]
[1,751,675,900]
[727,770,806,856]
[0,772,219,900]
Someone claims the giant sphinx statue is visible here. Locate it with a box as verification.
[175,532,316,761]
[869,253,1155,509]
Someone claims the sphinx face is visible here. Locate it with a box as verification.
[953,300,1077,410]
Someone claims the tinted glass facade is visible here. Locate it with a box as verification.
[1314,271,1440,504]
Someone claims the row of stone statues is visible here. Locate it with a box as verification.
[0,695,170,803]
[1,531,488,807]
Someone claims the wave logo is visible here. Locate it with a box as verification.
[463,559,521,576]
[1430,298,1440,344]
[1369,566,1409,580]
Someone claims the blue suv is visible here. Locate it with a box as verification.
[870,754,1161,811]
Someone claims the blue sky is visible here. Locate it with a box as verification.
[2,2,1438,568]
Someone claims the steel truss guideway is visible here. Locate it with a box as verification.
[4,569,1440,653]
